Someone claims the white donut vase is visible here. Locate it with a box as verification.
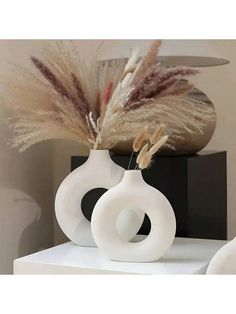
[55,150,144,247]
[207,237,236,274]
[91,170,176,262]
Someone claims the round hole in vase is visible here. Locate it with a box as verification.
[114,209,151,243]
[91,170,176,262]
[81,188,108,221]
[137,214,151,237]
[55,150,145,247]
[81,189,144,241]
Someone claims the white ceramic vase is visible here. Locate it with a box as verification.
[55,150,144,247]
[91,170,176,262]
[207,237,236,274]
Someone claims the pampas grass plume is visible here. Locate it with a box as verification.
[149,135,169,155]
[133,125,148,152]
[1,41,206,153]
[132,40,161,85]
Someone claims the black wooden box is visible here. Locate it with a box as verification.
[71,151,227,240]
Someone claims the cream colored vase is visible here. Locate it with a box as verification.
[91,170,176,262]
[55,150,144,247]
[207,237,236,274]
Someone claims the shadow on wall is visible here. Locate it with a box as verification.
[0,125,54,274]
[0,188,48,273]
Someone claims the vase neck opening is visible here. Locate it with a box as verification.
[122,170,144,185]
[89,149,109,155]
[87,149,111,164]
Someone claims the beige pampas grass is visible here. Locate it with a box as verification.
[122,48,139,80]
[133,125,148,152]
[160,80,194,97]
[98,92,215,151]
[0,40,209,153]
[124,48,140,73]
[149,135,169,155]
[138,151,152,169]
[132,40,161,85]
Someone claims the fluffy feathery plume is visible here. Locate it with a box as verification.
[124,66,199,110]
[124,48,139,74]
[150,124,164,144]
[0,42,96,149]
[9,98,92,151]
[1,40,211,153]
[149,135,169,155]
[158,80,194,97]
[133,125,148,152]
[101,94,215,151]
[134,129,168,170]
[99,80,114,122]
[124,63,161,109]
[138,151,152,169]
[145,67,199,99]
[31,56,71,99]
[103,80,113,105]
[31,56,90,117]
[88,111,98,133]
[136,143,149,164]
[132,40,161,85]
[71,72,91,113]
[158,66,199,84]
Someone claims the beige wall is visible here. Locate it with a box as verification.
[0,41,54,273]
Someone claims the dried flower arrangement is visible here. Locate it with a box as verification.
[0,40,215,151]
[128,125,168,170]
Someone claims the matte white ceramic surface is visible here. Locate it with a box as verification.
[55,150,144,247]
[91,170,176,262]
[207,237,236,274]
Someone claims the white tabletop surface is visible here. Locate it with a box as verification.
[14,236,227,275]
